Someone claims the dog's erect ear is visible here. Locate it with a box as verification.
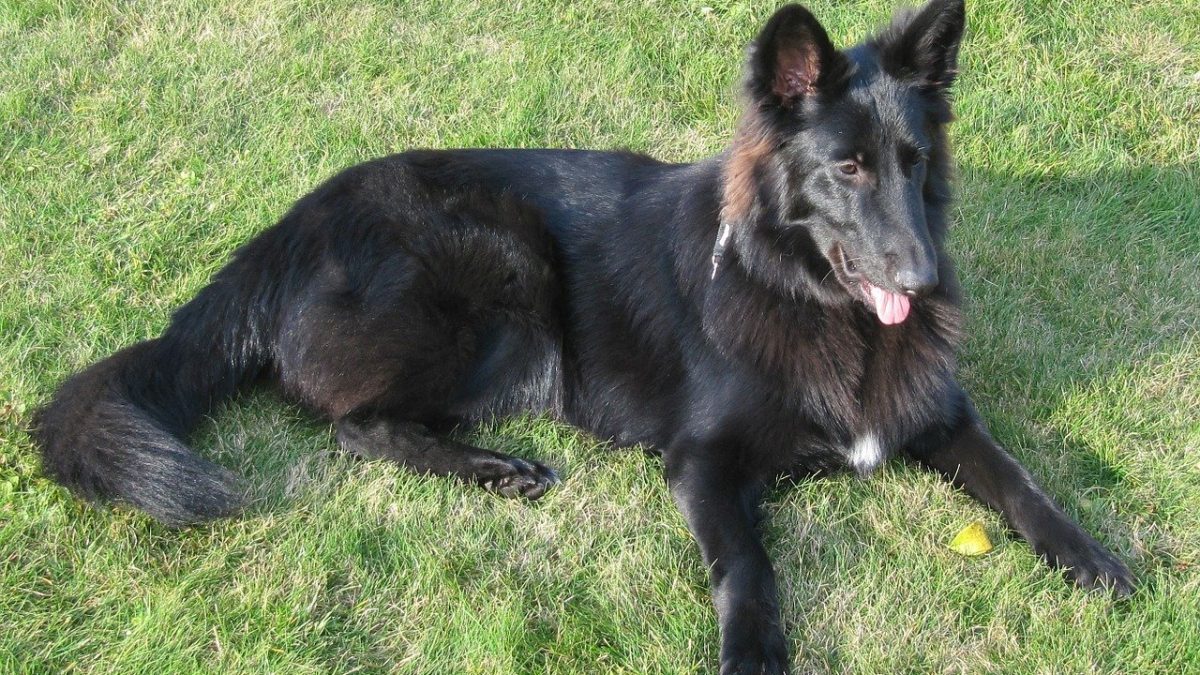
[877,0,966,89]
[745,4,850,108]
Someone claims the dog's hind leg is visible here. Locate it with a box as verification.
[335,415,558,500]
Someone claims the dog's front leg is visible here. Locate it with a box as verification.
[664,448,788,675]
[908,394,1134,595]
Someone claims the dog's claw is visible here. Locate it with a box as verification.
[1033,525,1135,598]
[1065,550,1136,598]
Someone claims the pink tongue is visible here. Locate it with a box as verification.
[867,283,911,325]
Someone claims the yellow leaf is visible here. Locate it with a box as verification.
[948,521,993,556]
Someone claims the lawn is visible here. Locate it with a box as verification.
[1,0,1197,672]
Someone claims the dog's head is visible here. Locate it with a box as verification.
[717,0,965,325]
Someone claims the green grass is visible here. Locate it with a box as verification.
[2,0,1197,672]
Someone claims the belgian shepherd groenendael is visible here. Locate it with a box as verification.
[32,1,1132,671]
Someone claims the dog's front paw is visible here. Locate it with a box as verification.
[1031,522,1134,597]
[720,627,789,675]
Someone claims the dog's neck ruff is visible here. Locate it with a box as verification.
[711,220,913,326]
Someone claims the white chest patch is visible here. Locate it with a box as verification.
[846,434,885,475]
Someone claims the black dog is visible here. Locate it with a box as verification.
[33,1,1133,672]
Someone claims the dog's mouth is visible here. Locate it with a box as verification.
[829,244,911,326]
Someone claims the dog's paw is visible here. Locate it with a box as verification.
[480,457,559,500]
[1032,524,1134,597]
[720,630,789,675]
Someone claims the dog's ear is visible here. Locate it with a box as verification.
[744,4,850,109]
[877,0,966,89]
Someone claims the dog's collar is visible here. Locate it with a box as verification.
[711,222,734,279]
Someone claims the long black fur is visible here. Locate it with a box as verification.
[32,1,1132,671]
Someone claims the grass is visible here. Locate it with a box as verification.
[1,0,1197,672]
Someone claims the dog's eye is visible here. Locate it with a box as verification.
[838,162,859,176]
[906,147,930,167]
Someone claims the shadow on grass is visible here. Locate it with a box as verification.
[951,163,1195,518]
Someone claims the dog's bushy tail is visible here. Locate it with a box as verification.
[31,261,273,526]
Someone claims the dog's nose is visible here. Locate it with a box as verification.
[894,267,939,296]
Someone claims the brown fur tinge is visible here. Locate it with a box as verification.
[719,111,777,233]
